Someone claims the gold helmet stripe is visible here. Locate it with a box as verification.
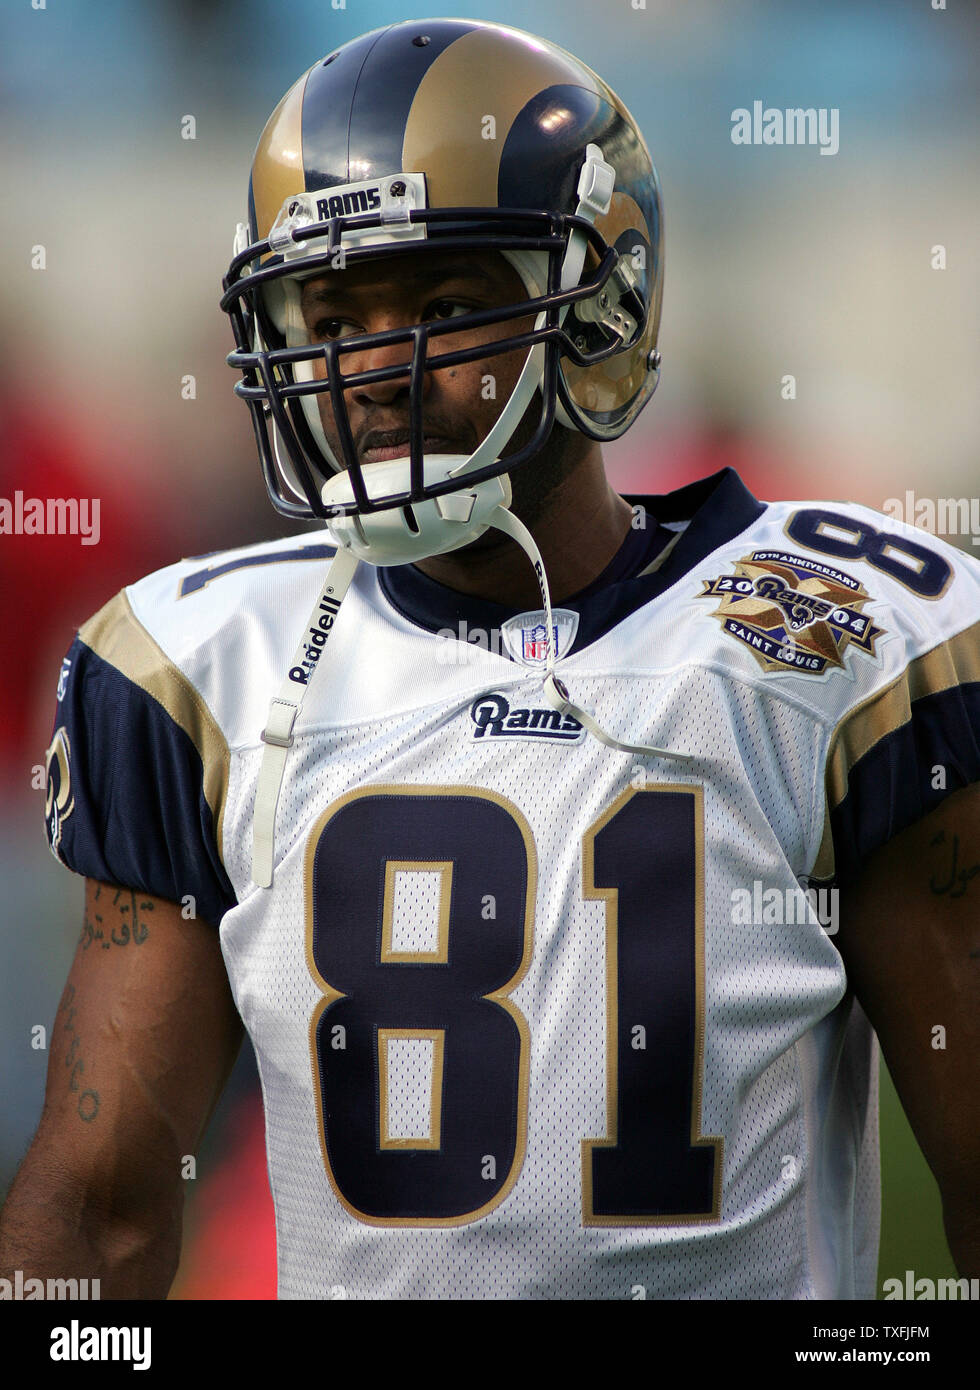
[250,68,311,244]
[401,25,601,209]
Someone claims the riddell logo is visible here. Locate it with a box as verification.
[316,187,382,220]
[288,594,342,685]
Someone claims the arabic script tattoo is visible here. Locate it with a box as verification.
[80,883,153,951]
[929,830,980,901]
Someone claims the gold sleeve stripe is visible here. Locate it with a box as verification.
[79,591,230,866]
[401,26,600,208]
[811,618,980,880]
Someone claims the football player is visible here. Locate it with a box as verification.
[3,19,978,1300]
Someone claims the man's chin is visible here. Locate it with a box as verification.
[436,524,509,559]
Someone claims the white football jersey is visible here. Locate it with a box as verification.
[45,469,980,1299]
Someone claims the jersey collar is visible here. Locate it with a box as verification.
[377,467,766,657]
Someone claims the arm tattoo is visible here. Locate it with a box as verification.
[79,883,153,951]
[929,830,980,901]
[56,984,100,1123]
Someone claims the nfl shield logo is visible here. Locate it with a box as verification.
[522,623,552,662]
[502,608,580,666]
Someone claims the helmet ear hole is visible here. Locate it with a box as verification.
[557,209,660,440]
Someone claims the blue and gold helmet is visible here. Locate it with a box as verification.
[221,18,663,534]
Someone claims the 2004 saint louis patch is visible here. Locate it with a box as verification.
[700,549,884,676]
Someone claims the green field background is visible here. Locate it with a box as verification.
[878,1062,954,1296]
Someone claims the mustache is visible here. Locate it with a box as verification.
[356,419,475,456]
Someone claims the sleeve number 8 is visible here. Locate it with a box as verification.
[786,508,951,597]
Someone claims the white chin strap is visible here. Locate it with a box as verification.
[250,499,693,889]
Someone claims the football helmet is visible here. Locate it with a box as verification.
[221,18,664,564]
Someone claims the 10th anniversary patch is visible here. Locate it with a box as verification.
[700,550,884,675]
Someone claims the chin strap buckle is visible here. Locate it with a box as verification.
[260,699,298,749]
[435,491,477,523]
[576,144,616,219]
[574,250,642,345]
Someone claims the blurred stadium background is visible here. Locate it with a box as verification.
[1,0,977,1298]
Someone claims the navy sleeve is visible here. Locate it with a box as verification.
[44,634,237,926]
[815,620,980,886]
[829,681,980,886]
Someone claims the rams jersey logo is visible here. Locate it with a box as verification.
[44,726,74,855]
[700,549,884,675]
